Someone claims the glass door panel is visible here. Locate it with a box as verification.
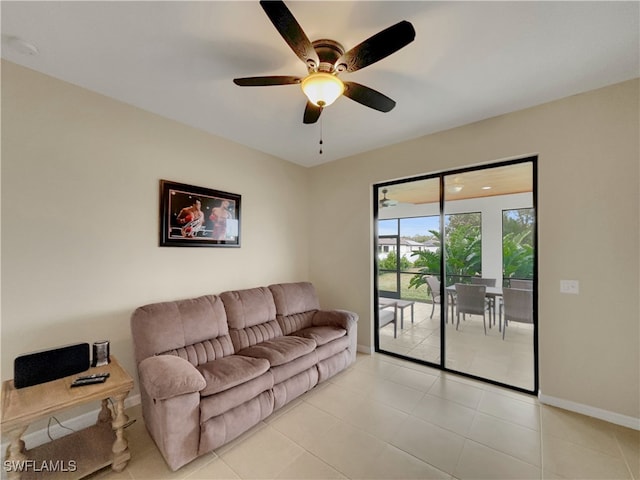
[443,162,535,391]
[375,178,442,364]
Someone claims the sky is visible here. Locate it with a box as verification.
[378,216,440,237]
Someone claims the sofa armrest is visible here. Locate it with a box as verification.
[139,355,206,400]
[312,309,358,331]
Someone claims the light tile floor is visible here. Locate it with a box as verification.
[88,353,638,480]
[379,302,535,390]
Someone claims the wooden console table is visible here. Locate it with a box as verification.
[1,355,134,480]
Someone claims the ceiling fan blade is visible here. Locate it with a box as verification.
[303,101,322,124]
[335,20,416,73]
[233,76,301,87]
[260,0,320,69]
[343,82,396,112]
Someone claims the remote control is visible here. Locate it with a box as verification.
[71,376,107,387]
[76,373,110,381]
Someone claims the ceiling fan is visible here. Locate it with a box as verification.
[233,0,416,124]
[379,188,398,208]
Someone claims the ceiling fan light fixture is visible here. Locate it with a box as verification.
[301,72,344,107]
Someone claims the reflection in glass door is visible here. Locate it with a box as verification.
[377,230,400,298]
[375,158,537,393]
[375,177,442,364]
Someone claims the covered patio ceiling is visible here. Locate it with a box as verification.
[380,162,533,205]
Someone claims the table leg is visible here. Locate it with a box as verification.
[448,292,455,324]
[97,399,112,425]
[393,314,397,338]
[488,298,493,329]
[4,425,28,480]
[493,298,498,327]
[110,392,131,472]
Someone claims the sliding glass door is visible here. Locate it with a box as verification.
[374,158,537,393]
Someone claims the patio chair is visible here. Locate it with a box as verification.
[471,277,497,327]
[501,287,533,340]
[471,277,497,287]
[509,279,533,289]
[455,283,487,334]
[425,275,442,320]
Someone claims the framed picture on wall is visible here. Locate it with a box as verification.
[159,180,241,247]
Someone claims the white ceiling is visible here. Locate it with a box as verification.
[2,1,638,167]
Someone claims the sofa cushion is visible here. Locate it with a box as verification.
[269,282,320,317]
[162,336,235,367]
[315,335,351,362]
[200,372,274,422]
[197,355,270,397]
[276,311,315,336]
[237,336,316,366]
[220,287,278,330]
[269,351,318,384]
[294,325,346,346]
[131,295,230,365]
[229,319,283,352]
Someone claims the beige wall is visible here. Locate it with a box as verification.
[309,79,640,421]
[1,61,311,389]
[2,60,638,425]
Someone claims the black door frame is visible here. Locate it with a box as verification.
[373,155,539,395]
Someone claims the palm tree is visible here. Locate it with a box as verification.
[409,223,482,290]
[502,230,534,279]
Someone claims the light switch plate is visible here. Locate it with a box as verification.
[560,280,579,294]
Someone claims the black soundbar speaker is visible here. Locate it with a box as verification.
[14,343,90,389]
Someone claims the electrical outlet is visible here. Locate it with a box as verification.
[560,280,579,294]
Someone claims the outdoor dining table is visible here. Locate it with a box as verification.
[446,284,503,327]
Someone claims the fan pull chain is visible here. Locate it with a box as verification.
[319,117,323,155]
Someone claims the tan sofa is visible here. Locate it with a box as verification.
[130,282,358,471]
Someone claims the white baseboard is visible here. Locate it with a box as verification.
[357,344,373,354]
[1,394,141,453]
[538,391,640,431]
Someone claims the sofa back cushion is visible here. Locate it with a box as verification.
[269,282,320,335]
[131,295,234,366]
[220,287,283,351]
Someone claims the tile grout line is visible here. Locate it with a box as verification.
[612,427,637,480]
[449,388,487,478]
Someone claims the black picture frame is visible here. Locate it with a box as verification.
[159,180,241,247]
